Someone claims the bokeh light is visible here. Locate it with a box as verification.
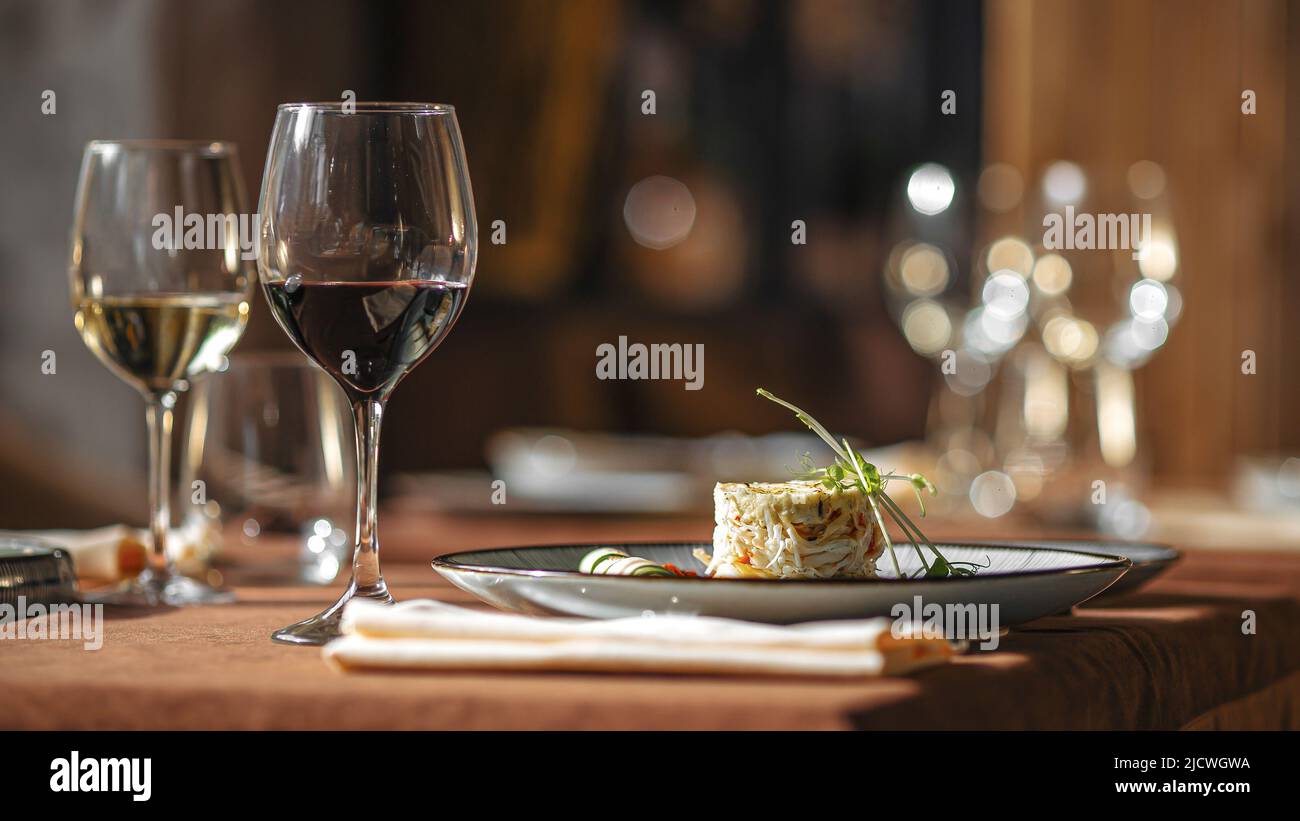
[1127,160,1167,200]
[1096,363,1137,468]
[1137,231,1178,281]
[899,243,950,296]
[963,306,1025,360]
[1129,317,1170,350]
[1103,321,1148,368]
[1102,317,1169,368]
[1128,278,1168,321]
[901,299,953,355]
[1042,160,1087,205]
[906,163,956,216]
[986,236,1033,276]
[982,270,1031,319]
[1031,253,1072,296]
[623,176,697,249]
[1042,315,1099,367]
[944,348,993,396]
[970,470,1017,517]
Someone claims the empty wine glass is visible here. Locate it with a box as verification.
[181,352,354,584]
[69,140,255,606]
[257,102,477,645]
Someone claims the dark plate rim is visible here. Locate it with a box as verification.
[431,540,1133,586]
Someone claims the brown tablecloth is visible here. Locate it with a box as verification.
[3,512,1300,730]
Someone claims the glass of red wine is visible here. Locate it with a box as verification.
[256,102,477,644]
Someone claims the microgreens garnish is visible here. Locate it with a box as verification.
[758,388,986,579]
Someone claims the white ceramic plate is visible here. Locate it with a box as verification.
[432,541,1132,625]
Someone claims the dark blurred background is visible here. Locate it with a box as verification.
[2,0,1299,547]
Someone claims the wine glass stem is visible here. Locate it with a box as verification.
[350,398,386,594]
[145,392,178,579]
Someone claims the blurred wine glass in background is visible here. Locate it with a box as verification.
[882,161,1026,515]
[882,156,1181,533]
[993,159,1181,533]
[182,353,354,584]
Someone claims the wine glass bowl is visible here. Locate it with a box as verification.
[69,140,255,606]
[257,102,476,644]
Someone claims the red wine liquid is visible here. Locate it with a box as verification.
[264,280,467,397]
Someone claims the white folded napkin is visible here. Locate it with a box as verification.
[25,525,147,580]
[25,519,216,581]
[322,599,956,678]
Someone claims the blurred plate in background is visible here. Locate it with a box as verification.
[396,429,929,515]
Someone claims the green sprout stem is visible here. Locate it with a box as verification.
[756,388,983,578]
[865,492,903,578]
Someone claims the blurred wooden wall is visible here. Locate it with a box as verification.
[983,0,1294,486]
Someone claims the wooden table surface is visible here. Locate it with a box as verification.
[3,510,1300,730]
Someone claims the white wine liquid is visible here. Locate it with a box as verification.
[75,293,249,394]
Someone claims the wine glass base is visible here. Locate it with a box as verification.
[272,582,393,646]
[84,570,236,607]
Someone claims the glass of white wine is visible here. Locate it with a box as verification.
[69,140,254,606]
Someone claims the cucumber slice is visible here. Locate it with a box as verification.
[629,565,675,577]
[579,548,627,574]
